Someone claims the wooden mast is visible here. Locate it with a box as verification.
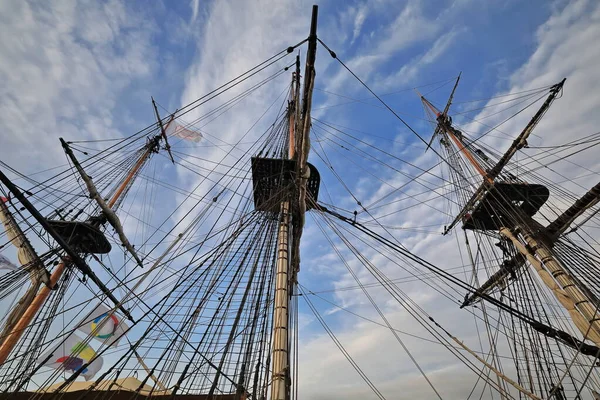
[271,6,318,400]
[442,79,566,234]
[500,226,600,345]
[270,51,298,400]
[271,195,291,400]
[0,136,161,364]
[0,261,66,364]
[432,78,600,345]
[419,92,490,183]
[108,140,159,209]
[60,138,143,267]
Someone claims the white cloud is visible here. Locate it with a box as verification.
[190,0,200,24]
[351,5,368,45]
[321,1,470,97]
[172,0,315,229]
[0,0,157,173]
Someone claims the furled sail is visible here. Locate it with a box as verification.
[0,197,49,344]
[0,197,48,284]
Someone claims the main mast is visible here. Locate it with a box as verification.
[270,6,318,400]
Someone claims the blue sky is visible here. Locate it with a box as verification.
[2,0,600,398]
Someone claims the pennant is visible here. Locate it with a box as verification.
[76,303,128,348]
[38,333,103,381]
[166,122,202,143]
[0,254,17,271]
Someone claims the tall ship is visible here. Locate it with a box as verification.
[1,5,599,399]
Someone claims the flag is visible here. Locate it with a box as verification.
[76,303,128,348]
[38,333,103,381]
[166,122,202,143]
[0,254,17,271]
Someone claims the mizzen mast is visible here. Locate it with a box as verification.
[0,170,126,364]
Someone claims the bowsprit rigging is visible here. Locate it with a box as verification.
[1,4,600,400]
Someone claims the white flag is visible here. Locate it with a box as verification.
[38,333,103,381]
[76,303,128,348]
[0,254,17,271]
[166,122,202,143]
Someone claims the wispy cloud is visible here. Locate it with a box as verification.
[190,0,200,24]
[350,4,369,45]
[378,28,464,88]
[0,0,157,172]
[322,1,469,96]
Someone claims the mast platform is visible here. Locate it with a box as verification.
[250,157,320,212]
[462,182,549,231]
[46,220,112,254]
